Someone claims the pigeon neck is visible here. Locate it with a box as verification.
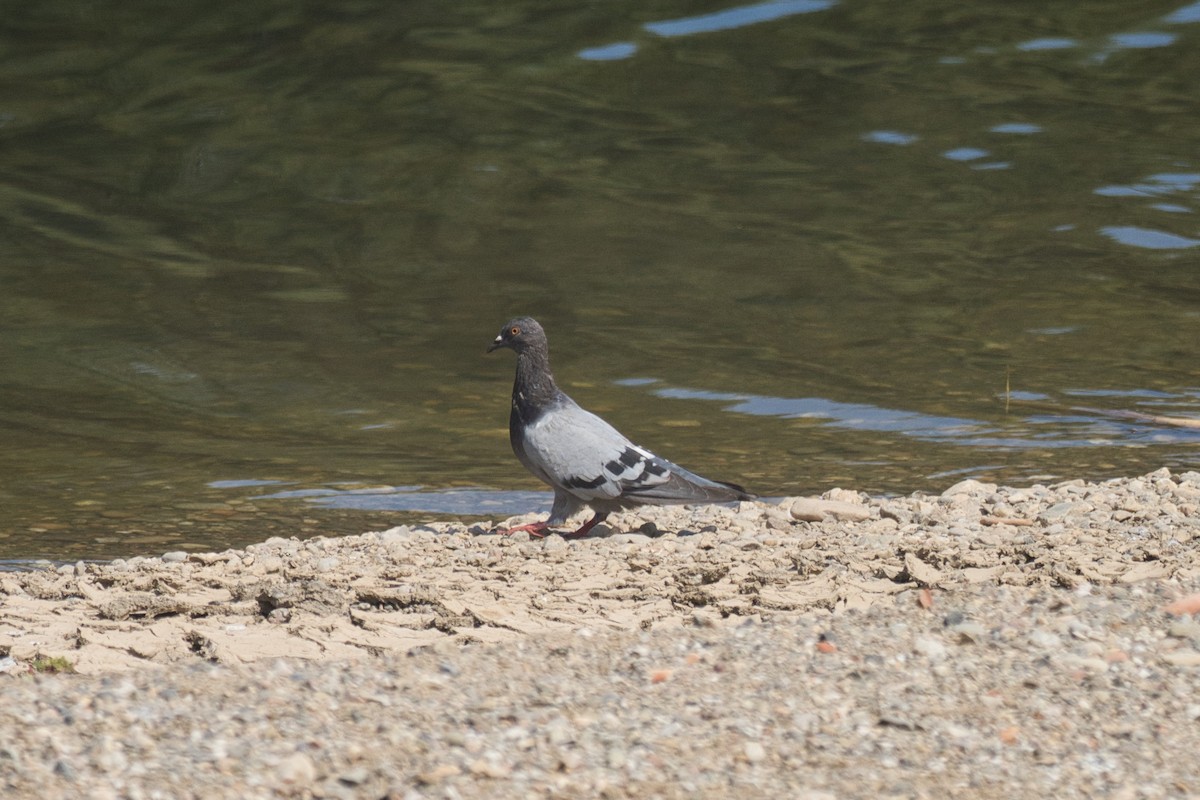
[512,345,560,420]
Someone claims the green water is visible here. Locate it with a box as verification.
[1,0,1199,560]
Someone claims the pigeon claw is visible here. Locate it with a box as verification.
[498,521,551,538]
[564,513,607,539]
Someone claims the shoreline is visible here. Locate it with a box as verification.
[2,469,1200,796]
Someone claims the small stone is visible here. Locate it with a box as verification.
[1038,502,1081,521]
[904,552,944,587]
[276,753,317,787]
[743,741,767,763]
[258,556,284,573]
[950,622,987,643]
[913,635,947,661]
[1028,629,1062,649]
[1162,651,1200,667]
[1164,593,1200,616]
[338,767,370,786]
[468,758,511,779]
[417,764,461,785]
[1167,621,1200,640]
[161,551,188,563]
[942,479,995,497]
[788,498,872,522]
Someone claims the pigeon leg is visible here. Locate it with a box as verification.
[498,521,551,538]
[565,512,608,539]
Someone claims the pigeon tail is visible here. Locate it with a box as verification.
[618,463,756,506]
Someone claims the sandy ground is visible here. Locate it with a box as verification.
[2,469,1200,798]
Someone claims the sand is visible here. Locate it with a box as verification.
[2,469,1199,798]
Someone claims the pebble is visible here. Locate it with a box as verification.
[789,498,873,522]
[161,551,188,563]
[0,470,1197,798]
[913,635,948,661]
[276,752,317,786]
[1028,629,1063,649]
[949,621,987,643]
[1167,621,1200,640]
[417,764,460,785]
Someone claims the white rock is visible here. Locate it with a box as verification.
[276,752,317,786]
[744,741,767,763]
[942,479,996,497]
[1028,629,1062,649]
[788,498,873,522]
[913,635,948,661]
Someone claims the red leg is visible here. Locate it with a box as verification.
[564,513,608,539]
[498,521,551,538]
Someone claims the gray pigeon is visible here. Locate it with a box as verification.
[488,316,755,537]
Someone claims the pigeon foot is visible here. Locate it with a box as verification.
[563,513,608,539]
[498,521,551,538]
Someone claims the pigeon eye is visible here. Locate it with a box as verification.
[510,326,520,336]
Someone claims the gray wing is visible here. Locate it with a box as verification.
[522,401,750,505]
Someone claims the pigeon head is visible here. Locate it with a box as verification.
[488,316,546,355]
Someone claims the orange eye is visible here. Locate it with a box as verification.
[510,326,520,335]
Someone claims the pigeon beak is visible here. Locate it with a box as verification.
[487,335,505,353]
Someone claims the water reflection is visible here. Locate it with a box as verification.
[644,0,835,37]
[256,486,550,515]
[578,43,638,62]
[1016,38,1077,51]
[1099,226,1200,249]
[943,148,989,162]
[650,385,1200,449]
[1095,173,1200,198]
[861,131,920,145]
[990,123,1043,135]
[578,0,835,60]
[1107,32,1178,50]
[1,0,1199,560]
[1166,2,1200,24]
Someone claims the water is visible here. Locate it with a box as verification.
[1,0,1198,560]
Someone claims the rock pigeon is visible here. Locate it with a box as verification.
[488,316,755,537]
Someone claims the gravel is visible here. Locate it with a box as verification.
[2,469,1200,798]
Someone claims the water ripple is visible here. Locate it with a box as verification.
[648,385,1200,448]
[1166,1,1200,24]
[862,130,920,145]
[256,486,550,515]
[578,0,835,60]
[1099,226,1200,249]
[644,0,836,37]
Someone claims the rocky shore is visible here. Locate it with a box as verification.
[2,469,1200,798]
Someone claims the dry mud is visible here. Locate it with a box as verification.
[2,469,1200,798]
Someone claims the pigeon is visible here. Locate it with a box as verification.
[488,316,755,537]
